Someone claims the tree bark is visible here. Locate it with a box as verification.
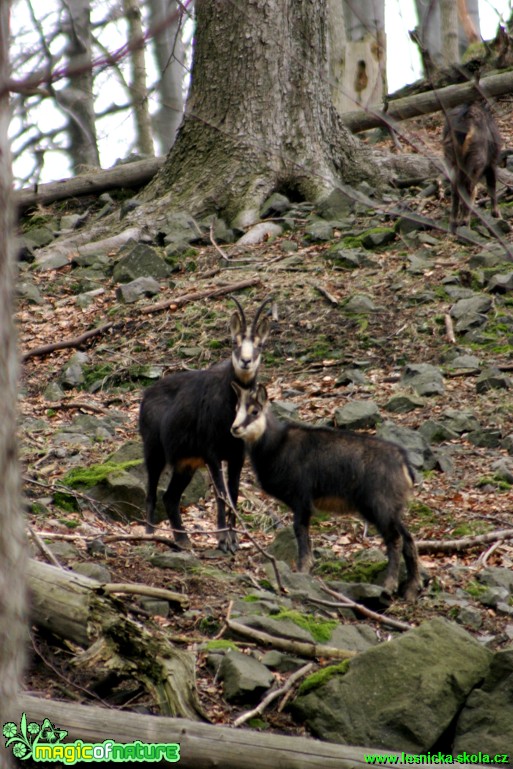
[440,0,459,66]
[57,0,101,171]
[123,0,155,156]
[141,0,383,229]
[148,0,186,153]
[27,559,204,720]
[0,2,27,764]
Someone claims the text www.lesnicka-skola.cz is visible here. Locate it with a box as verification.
[364,752,510,764]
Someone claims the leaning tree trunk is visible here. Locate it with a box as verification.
[0,0,27,762]
[142,0,383,229]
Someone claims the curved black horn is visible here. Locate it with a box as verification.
[251,296,273,333]
[230,295,247,331]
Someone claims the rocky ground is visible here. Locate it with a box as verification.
[15,106,513,750]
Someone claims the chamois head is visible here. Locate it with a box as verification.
[231,382,269,442]
[229,298,271,385]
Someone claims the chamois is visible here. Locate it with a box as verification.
[443,100,502,232]
[231,384,421,600]
[139,298,270,552]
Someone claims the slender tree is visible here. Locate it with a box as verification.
[142,0,382,229]
[0,0,27,763]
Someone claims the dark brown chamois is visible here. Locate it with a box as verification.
[231,384,421,600]
[139,298,270,552]
[443,100,502,233]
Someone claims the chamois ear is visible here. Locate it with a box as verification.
[229,311,244,341]
[232,381,244,401]
[254,316,270,345]
[256,384,268,406]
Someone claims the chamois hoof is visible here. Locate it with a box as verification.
[217,532,238,554]
[401,581,421,602]
[174,532,193,550]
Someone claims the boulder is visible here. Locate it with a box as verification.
[290,618,492,752]
[334,400,381,429]
[453,649,513,754]
[219,649,275,703]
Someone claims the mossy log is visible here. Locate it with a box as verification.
[27,559,204,720]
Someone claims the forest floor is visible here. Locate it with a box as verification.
[17,100,513,732]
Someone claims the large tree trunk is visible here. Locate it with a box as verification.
[57,0,101,171]
[142,0,383,229]
[0,1,27,764]
[148,0,186,153]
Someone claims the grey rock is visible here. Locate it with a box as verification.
[116,276,161,303]
[477,567,513,594]
[327,249,376,269]
[291,618,492,752]
[450,294,492,319]
[139,598,170,617]
[219,650,275,703]
[440,409,480,434]
[361,228,395,249]
[476,586,510,608]
[60,352,90,388]
[329,624,378,653]
[476,367,512,393]
[344,294,377,313]
[34,253,70,271]
[71,562,111,582]
[237,222,282,245]
[467,428,502,448]
[377,422,436,471]
[469,249,508,268]
[491,458,513,484]
[487,272,513,293]
[446,354,481,372]
[43,381,65,402]
[334,400,380,429]
[112,243,171,283]
[24,225,55,248]
[304,220,334,242]
[232,614,317,644]
[454,649,513,754]
[317,188,354,220]
[18,281,44,304]
[418,420,459,443]
[260,193,291,218]
[46,541,80,561]
[267,527,298,568]
[401,363,444,397]
[271,400,300,421]
[384,393,425,414]
[149,551,201,570]
[260,651,308,672]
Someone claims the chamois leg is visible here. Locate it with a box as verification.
[381,523,403,596]
[400,523,421,601]
[144,447,166,534]
[163,467,195,548]
[208,462,239,554]
[485,166,500,218]
[450,179,461,232]
[293,507,314,573]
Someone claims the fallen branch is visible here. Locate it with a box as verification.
[22,322,114,363]
[342,70,513,133]
[14,693,425,769]
[102,582,188,609]
[140,277,261,314]
[225,617,357,660]
[15,156,165,213]
[417,528,513,554]
[319,584,413,632]
[233,662,314,727]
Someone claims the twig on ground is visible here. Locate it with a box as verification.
[28,525,63,568]
[417,528,513,553]
[233,662,314,727]
[318,584,413,632]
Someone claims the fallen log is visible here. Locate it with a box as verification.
[27,559,204,720]
[15,156,165,213]
[342,70,513,133]
[12,695,488,768]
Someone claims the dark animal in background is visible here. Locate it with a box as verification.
[231,384,421,600]
[139,298,270,552]
[443,100,502,232]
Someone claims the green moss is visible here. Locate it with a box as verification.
[53,491,80,513]
[58,518,80,529]
[62,460,142,489]
[298,661,350,695]
[476,475,512,491]
[317,558,387,584]
[452,520,493,538]
[204,639,240,652]
[409,500,438,524]
[313,560,350,579]
[465,580,488,599]
[247,718,269,730]
[339,235,362,249]
[273,610,338,644]
[243,594,261,603]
